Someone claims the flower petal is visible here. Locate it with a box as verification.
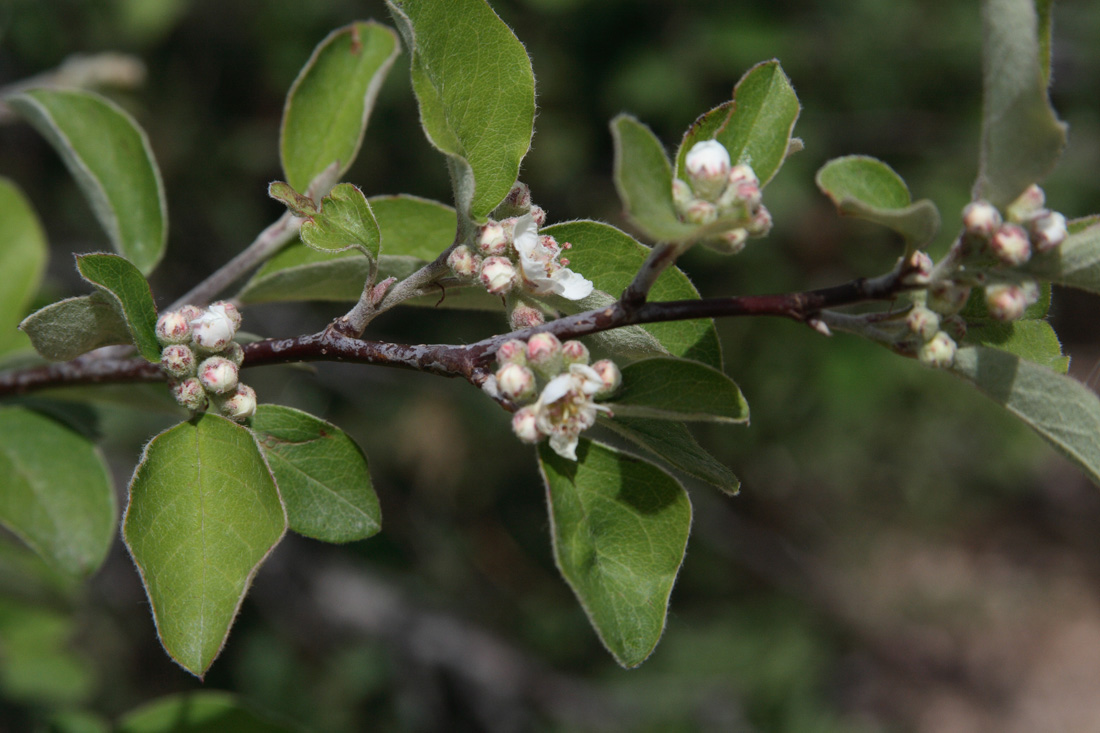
[550,268,593,300]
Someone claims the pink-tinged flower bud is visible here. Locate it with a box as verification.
[526,332,563,376]
[672,178,693,213]
[591,359,622,397]
[1028,210,1067,253]
[746,205,773,237]
[512,406,542,444]
[198,355,239,394]
[918,331,957,369]
[962,200,1002,238]
[902,250,934,287]
[496,339,528,366]
[191,304,238,352]
[476,221,510,256]
[727,164,758,188]
[177,304,204,324]
[683,199,717,225]
[447,245,480,278]
[1006,184,1045,223]
[160,344,196,379]
[222,341,245,367]
[707,227,748,255]
[561,339,590,366]
[504,182,532,211]
[530,205,547,227]
[217,383,257,422]
[509,303,545,330]
[984,283,1029,321]
[496,363,537,402]
[210,300,242,330]
[171,377,207,411]
[156,310,192,345]
[940,314,968,342]
[927,281,972,315]
[685,140,732,201]
[906,305,940,342]
[990,223,1031,266]
[479,256,518,295]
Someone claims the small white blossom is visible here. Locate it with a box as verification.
[685,140,731,201]
[191,303,238,351]
[512,214,593,300]
[532,363,610,460]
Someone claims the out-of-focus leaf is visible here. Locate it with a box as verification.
[6,89,166,274]
[600,417,740,495]
[0,178,47,357]
[1026,223,1100,294]
[280,21,401,192]
[973,0,1066,208]
[19,294,132,361]
[606,357,749,423]
[539,439,691,668]
[0,598,94,705]
[117,691,297,733]
[387,0,534,222]
[123,415,286,678]
[815,155,940,246]
[0,407,115,576]
[75,253,159,362]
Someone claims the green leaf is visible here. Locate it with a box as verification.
[280,21,401,193]
[0,178,47,357]
[815,155,940,246]
[298,183,381,258]
[953,346,1100,488]
[964,318,1068,373]
[387,0,535,222]
[0,407,116,576]
[75,253,160,362]
[1025,222,1100,294]
[610,115,695,242]
[607,357,749,423]
[600,417,740,495]
[676,60,800,187]
[6,89,167,274]
[123,415,286,678]
[973,0,1067,208]
[0,598,95,705]
[20,293,133,361]
[539,439,691,668]
[370,194,456,260]
[251,405,380,543]
[118,691,297,733]
[542,220,722,369]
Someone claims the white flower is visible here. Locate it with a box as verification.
[531,363,609,460]
[512,214,593,300]
[191,303,238,351]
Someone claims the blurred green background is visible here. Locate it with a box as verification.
[2,0,1100,730]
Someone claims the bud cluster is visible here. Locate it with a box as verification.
[673,140,772,254]
[963,185,1068,266]
[493,334,621,460]
[447,186,594,303]
[154,301,256,421]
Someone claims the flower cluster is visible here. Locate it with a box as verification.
[491,333,621,460]
[447,204,594,307]
[154,301,256,421]
[673,140,773,253]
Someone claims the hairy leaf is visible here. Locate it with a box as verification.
[607,357,749,423]
[610,114,695,242]
[539,439,691,668]
[299,183,381,258]
[251,405,380,543]
[123,415,286,677]
[281,21,401,192]
[6,89,166,274]
[1025,222,1100,294]
[0,407,115,576]
[20,293,132,362]
[76,253,160,362]
[963,318,1068,373]
[387,0,535,222]
[0,178,47,357]
[600,417,740,495]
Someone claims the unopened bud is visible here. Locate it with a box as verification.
[1028,210,1067,253]
[217,383,257,422]
[160,344,196,379]
[222,341,245,367]
[1006,184,1045,223]
[707,227,748,255]
[728,163,758,187]
[591,359,622,397]
[918,331,957,369]
[504,182,532,211]
[479,256,517,295]
[685,140,731,201]
[496,363,537,402]
[906,305,940,342]
[476,221,509,256]
[496,339,528,366]
[672,178,694,212]
[962,200,1002,238]
[903,250,934,286]
[156,311,192,345]
[561,340,590,366]
[526,332,563,376]
[683,199,718,226]
[191,304,238,352]
[171,377,207,411]
[447,245,480,278]
[509,303,545,330]
[940,314,968,342]
[927,281,972,315]
[512,406,542,444]
[530,205,547,227]
[746,205,773,237]
[990,223,1031,266]
[985,283,1029,321]
[176,304,204,324]
[198,355,239,394]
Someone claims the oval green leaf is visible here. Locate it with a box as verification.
[599,417,740,495]
[0,407,116,576]
[123,415,286,678]
[606,357,749,423]
[281,21,401,193]
[19,293,133,361]
[118,691,297,733]
[299,183,381,257]
[387,0,535,222]
[76,253,160,362]
[0,178,48,357]
[251,405,380,543]
[543,220,722,369]
[610,114,694,243]
[973,0,1067,208]
[6,89,167,274]
[539,439,691,668]
[815,155,940,246]
[963,318,1068,373]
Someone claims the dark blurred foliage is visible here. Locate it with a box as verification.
[3,0,1100,731]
